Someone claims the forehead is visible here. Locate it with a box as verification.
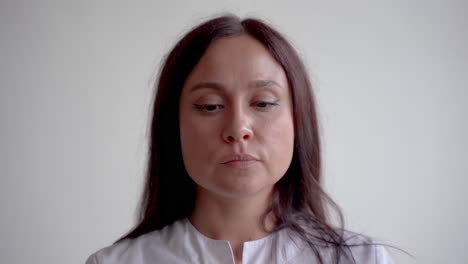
[184,34,288,88]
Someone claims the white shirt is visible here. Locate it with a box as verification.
[86,218,394,264]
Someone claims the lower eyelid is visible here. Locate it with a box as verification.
[193,100,279,110]
[193,104,223,112]
[254,101,279,106]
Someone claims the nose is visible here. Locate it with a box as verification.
[221,108,253,144]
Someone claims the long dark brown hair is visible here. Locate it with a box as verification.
[117,14,359,263]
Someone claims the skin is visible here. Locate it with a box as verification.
[179,34,295,263]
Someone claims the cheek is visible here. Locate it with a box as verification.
[180,114,219,168]
[265,111,294,145]
[259,113,295,167]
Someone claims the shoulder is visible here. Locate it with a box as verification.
[341,230,394,264]
[284,229,394,264]
[276,228,394,264]
[85,219,189,264]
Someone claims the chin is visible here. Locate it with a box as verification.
[208,180,276,200]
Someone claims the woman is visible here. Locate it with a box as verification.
[86,14,394,264]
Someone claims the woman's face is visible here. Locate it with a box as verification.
[179,34,294,199]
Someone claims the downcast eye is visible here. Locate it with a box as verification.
[194,104,223,112]
[253,101,279,110]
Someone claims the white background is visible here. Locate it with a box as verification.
[1,0,466,263]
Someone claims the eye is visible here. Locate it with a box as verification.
[253,100,279,111]
[193,104,224,112]
[256,102,271,108]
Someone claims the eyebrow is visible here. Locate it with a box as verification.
[188,80,282,93]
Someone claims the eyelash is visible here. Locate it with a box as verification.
[193,101,279,113]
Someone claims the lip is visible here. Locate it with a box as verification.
[221,153,258,163]
[220,153,259,169]
[222,160,258,169]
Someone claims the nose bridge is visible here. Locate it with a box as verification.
[222,100,253,143]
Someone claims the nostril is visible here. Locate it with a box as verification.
[243,135,250,140]
[227,136,235,142]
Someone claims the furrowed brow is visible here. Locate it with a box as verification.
[248,80,282,89]
[188,80,282,93]
[189,82,224,93]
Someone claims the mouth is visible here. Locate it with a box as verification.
[220,153,259,169]
[221,159,258,169]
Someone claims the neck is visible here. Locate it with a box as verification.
[189,187,276,262]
